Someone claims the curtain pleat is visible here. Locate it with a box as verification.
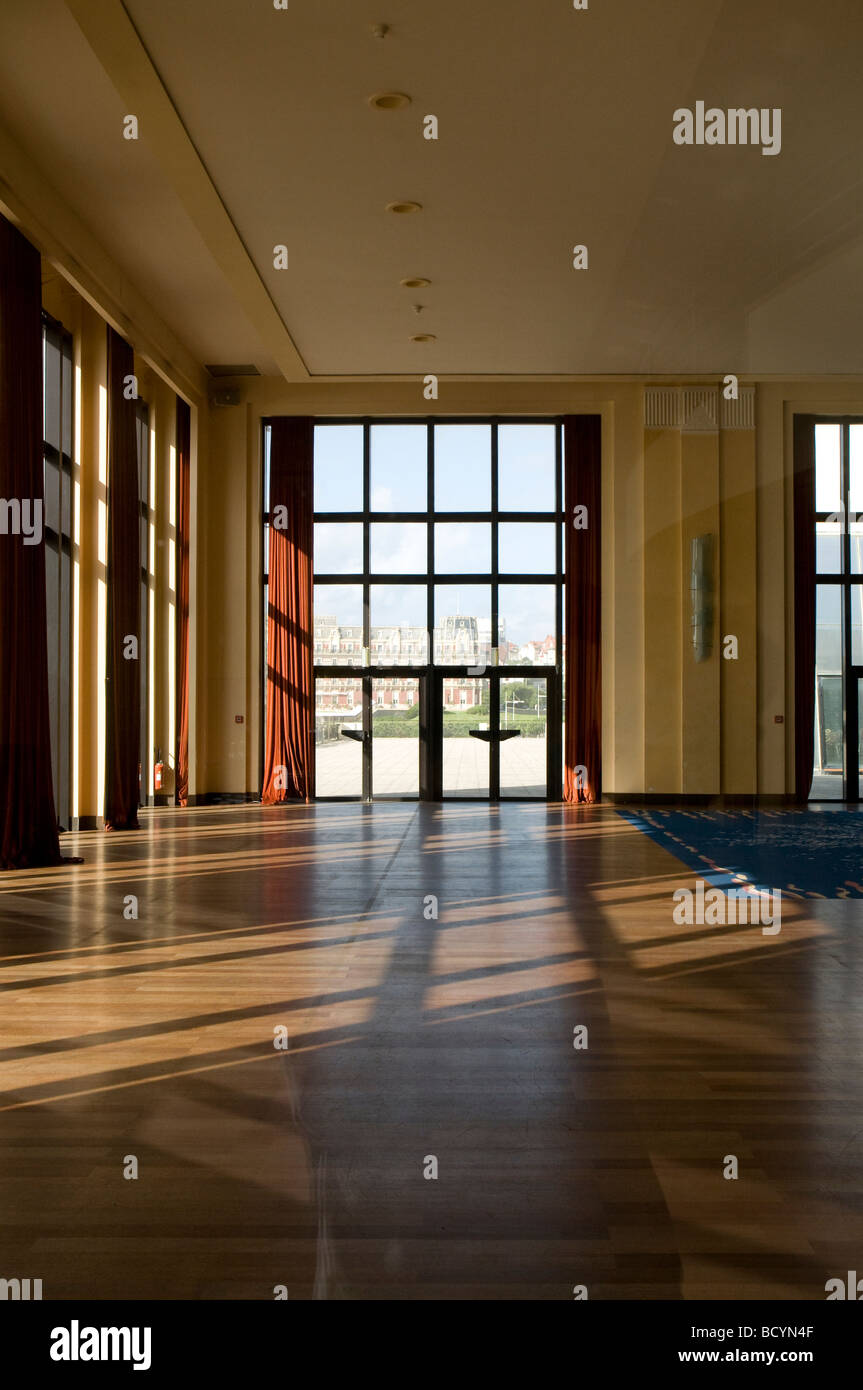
[175,397,191,806]
[563,414,602,804]
[0,214,62,867]
[793,414,816,803]
[104,326,140,829]
[262,417,314,803]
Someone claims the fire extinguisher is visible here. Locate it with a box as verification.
[154,746,163,793]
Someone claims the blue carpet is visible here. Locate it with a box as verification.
[618,807,863,899]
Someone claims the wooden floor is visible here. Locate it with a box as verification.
[0,801,861,1300]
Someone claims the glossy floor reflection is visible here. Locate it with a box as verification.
[0,803,860,1300]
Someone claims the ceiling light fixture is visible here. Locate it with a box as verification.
[368,91,411,110]
[411,333,436,343]
[401,277,431,288]
[387,200,422,214]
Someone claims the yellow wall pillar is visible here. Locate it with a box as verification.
[643,422,682,793]
[719,393,757,793]
[681,423,721,796]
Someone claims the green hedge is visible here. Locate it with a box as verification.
[371,716,547,739]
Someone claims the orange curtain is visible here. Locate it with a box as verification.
[104,326,140,830]
[175,397,191,806]
[563,414,602,803]
[262,417,314,803]
[0,214,62,867]
[793,414,816,803]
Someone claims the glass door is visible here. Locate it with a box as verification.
[441,676,490,798]
[371,675,420,798]
[314,674,364,798]
[499,676,548,798]
[436,672,556,800]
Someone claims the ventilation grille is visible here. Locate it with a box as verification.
[645,386,748,432]
[205,363,261,377]
[644,387,681,429]
[720,386,755,429]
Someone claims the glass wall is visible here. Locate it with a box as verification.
[42,313,74,830]
[263,418,564,799]
[812,419,863,800]
[309,419,562,671]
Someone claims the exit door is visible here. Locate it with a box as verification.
[433,672,559,800]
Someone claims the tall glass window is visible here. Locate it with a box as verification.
[42,312,74,829]
[813,419,863,801]
[262,418,565,796]
[136,398,153,806]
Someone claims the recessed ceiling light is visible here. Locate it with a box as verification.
[368,91,411,110]
[411,333,436,343]
[387,201,422,215]
[401,277,431,288]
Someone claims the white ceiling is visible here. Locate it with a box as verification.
[1,0,862,379]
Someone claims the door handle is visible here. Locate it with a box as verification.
[468,729,522,743]
[340,729,366,743]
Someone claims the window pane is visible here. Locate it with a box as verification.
[314,425,363,511]
[314,585,363,665]
[370,585,428,664]
[500,677,547,797]
[370,424,427,510]
[499,584,556,664]
[499,522,556,574]
[314,522,363,574]
[852,518,863,575]
[815,422,841,513]
[434,523,491,574]
[43,336,61,453]
[44,455,61,537]
[853,585,863,667]
[816,521,842,574]
[442,677,490,796]
[816,583,842,674]
[814,585,843,797]
[61,347,73,459]
[499,424,556,511]
[263,423,271,512]
[434,586,491,666]
[851,425,863,515]
[372,677,420,796]
[315,676,363,796]
[370,522,427,574]
[434,425,491,511]
[859,680,863,801]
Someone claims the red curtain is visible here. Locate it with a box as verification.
[175,397,191,806]
[793,414,816,803]
[0,215,62,868]
[262,417,314,803]
[563,414,602,803]
[104,326,140,830]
